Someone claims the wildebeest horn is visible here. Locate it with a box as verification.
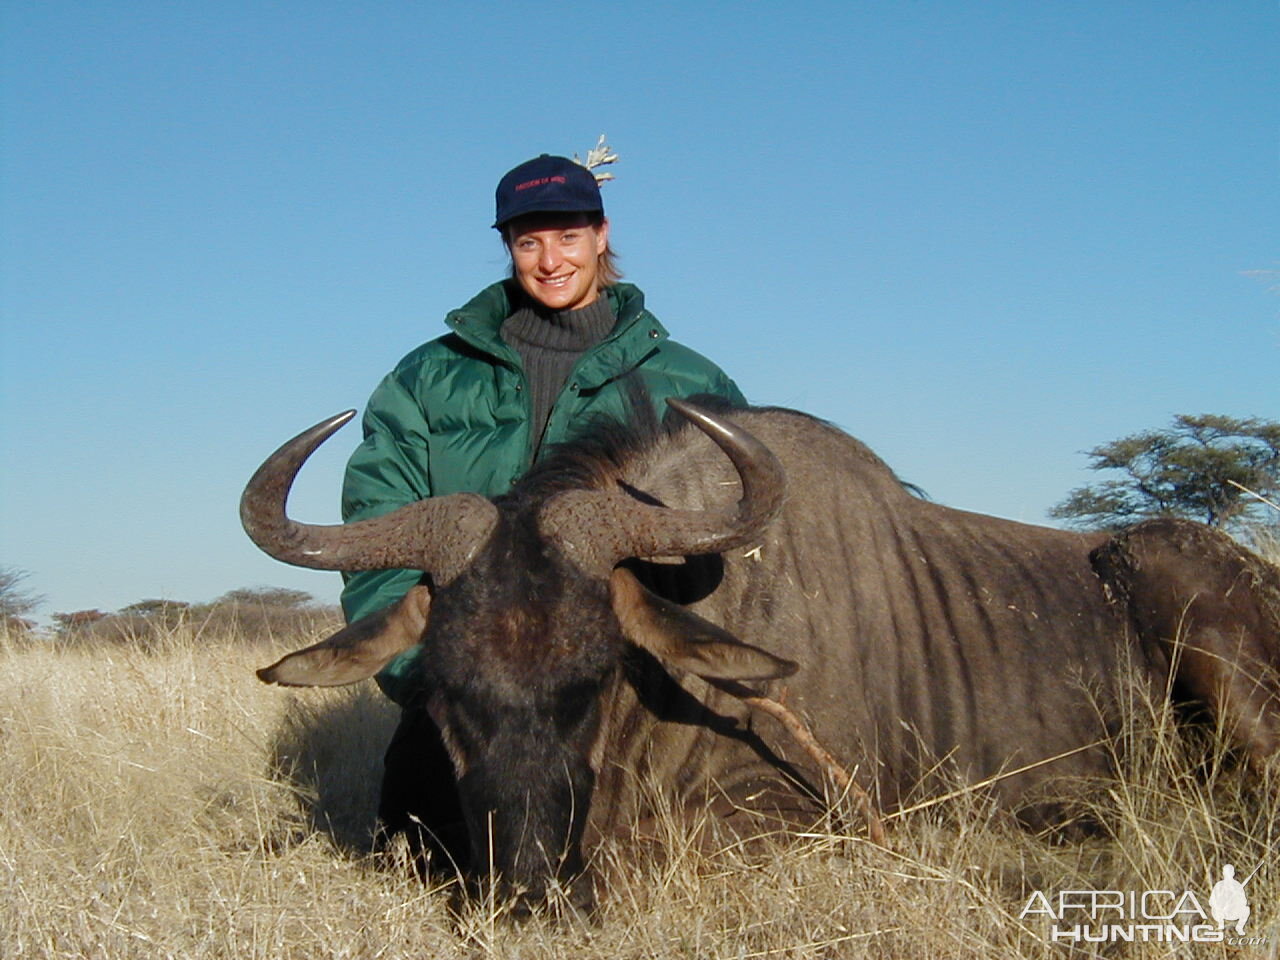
[540,399,785,577]
[240,411,498,584]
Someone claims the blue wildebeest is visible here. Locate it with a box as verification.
[242,400,1280,911]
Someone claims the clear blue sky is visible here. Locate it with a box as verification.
[2,2,1276,620]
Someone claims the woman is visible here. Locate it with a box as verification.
[339,150,746,854]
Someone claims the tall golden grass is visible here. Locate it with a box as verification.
[3,552,1277,958]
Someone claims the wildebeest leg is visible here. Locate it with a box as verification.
[1092,518,1280,769]
[377,707,470,875]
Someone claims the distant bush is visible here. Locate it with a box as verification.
[188,598,343,646]
[52,609,108,632]
[120,598,192,619]
[217,586,317,609]
[0,614,38,646]
[54,588,342,649]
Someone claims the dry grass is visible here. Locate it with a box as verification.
[1245,525,1280,571]
[1,617,1277,959]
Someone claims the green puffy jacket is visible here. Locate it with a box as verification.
[340,280,746,704]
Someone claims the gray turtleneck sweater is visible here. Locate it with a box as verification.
[500,295,617,454]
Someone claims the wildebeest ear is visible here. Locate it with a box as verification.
[609,568,798,682]
[256,585,431,687]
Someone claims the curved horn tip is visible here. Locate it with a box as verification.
[240,409,359,540]
[295,409,358,447]
[324,409,358,431]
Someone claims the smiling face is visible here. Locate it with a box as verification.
[506,213,609,311]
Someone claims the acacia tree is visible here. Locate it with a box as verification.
[1050,414,1280,530]
[217,586,315,608]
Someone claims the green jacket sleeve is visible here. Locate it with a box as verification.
[339,368,433,625]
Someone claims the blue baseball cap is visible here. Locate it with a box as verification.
[493,154,603,229]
